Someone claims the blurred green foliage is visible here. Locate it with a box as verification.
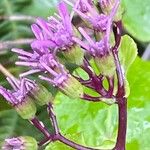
[122,0,150,42]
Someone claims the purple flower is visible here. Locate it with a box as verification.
[2,137,23,150]
[0,77,36,106]
[12,48,69,87]
[31,2,75,51]
[74,0,108,32]
[12,48,83,99]
[74,0,119,32]
[2,137,38,150]
[0,77,37,119]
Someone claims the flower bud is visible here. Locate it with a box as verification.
[60,75,83,99]
[31,84,54,106]
[94,52,116,77]
[15,97,36,120]
[2,136,38,150]
[62,45,84,65]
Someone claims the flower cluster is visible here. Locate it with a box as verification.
[0,0,125,150]
[0,77,37,119]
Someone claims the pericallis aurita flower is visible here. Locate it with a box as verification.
[12,48,83,99]
[30,2,84,65]
[2,136,38,150]
[0,77,37,119]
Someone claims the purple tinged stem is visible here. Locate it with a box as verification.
[46,103,101,150]
[113,98,127,150]
[107,76,114,97]
[58,134,99,150]
[112,20,127,150]
[30,117,50,138]
[81,94,102,102]
[47,103,60,135]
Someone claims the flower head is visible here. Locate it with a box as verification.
[31,2,75,51]
[12,47,83,99]
[2,137,23,150]
[74,0,119,32]
[0,77,35,105]
[0,77,37,119]
[2,136,38,150]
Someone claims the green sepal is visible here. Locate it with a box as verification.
[15,97,36,120]
[94,53,116,77]
[31,84,54,106]
[60,75,83,99]
[62,45,84,65]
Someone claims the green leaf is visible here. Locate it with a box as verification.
[122,0,150,42]
[46,93,118,149]
[0,110,18,147]
[46,57,150,150]
[119,35,138,74]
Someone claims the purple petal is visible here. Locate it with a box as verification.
[31,24,44,40]
[58,2,72,33]
[36,18,53,38]
[31,40,56,50]
[0,86,14,103]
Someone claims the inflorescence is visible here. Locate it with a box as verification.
[0,0,128,150]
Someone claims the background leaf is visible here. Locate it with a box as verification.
[122,0,150,42]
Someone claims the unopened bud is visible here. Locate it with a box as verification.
[2,136,38,150]
[31,84,54,106]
